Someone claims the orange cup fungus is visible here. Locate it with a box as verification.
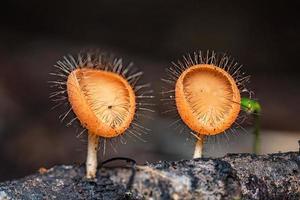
[162,51,250,158]
[50,51,152,178]
[175,64,241,135]
[67,69,136,138]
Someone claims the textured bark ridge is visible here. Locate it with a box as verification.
[0,151,299,200]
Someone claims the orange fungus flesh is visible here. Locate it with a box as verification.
[175,64,241,135]
[67,68,136,138]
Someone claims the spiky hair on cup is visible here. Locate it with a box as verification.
[49,51,154,179]
[161,50,252,158]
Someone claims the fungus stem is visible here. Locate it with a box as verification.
[86,133,99,179]
[193,135,205,158]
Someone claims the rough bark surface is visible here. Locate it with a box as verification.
[0,151,299,200]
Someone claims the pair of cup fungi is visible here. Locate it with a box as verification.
[49,50,256,179]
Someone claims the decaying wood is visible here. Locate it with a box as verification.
[0,151,299,200]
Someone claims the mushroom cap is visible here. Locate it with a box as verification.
[67,68,136,138]
[175,64,241,135]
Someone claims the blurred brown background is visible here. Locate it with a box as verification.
[0,1,299,181]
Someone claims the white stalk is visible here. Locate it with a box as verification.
[193,135,205,159]
[86,133,99,179]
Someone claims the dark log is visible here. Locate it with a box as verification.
[0,151,299,200]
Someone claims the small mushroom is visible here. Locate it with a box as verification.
[162,50,253,158]
[49,51,153,178]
